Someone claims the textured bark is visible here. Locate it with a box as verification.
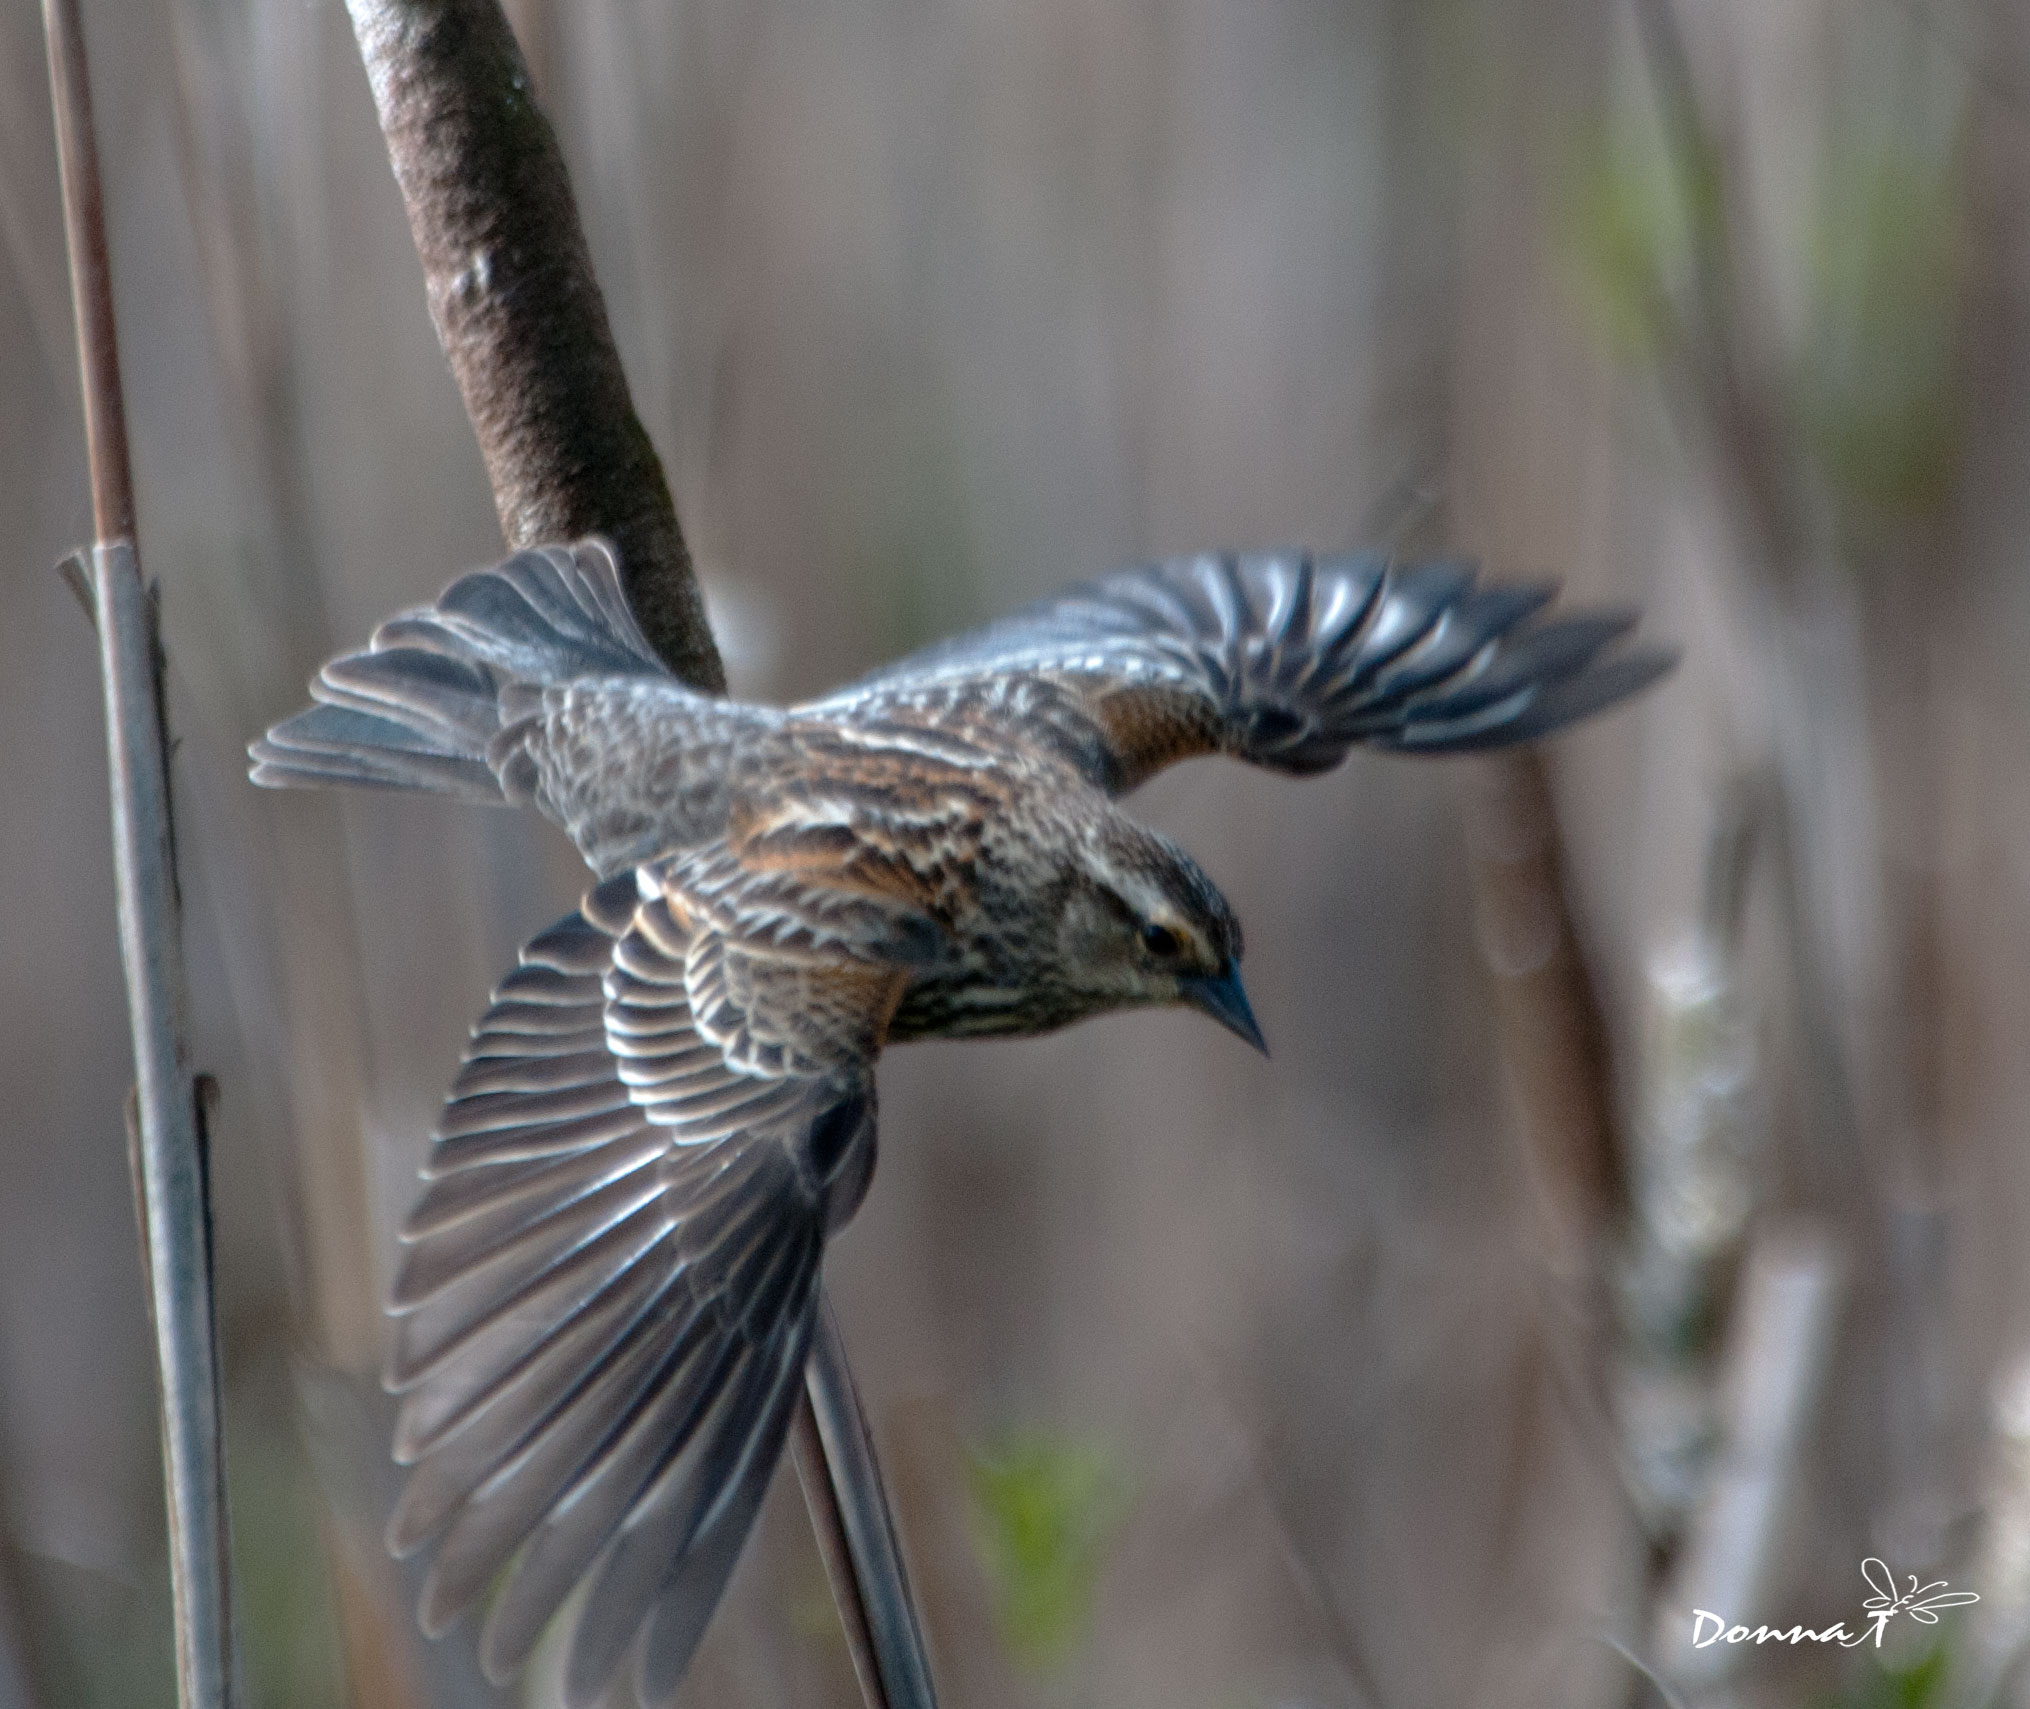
[344,0,725,691]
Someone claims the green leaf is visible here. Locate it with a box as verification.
[965,1429,1128,1674]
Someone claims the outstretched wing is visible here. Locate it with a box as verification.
[386,866,891,1708]
[813,551,1673,794]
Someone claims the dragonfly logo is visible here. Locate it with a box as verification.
[1692,1559,1979,1650]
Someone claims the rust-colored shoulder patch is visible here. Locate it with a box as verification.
[1082,680,1227,792]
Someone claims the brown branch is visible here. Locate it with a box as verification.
[343,0,724,691]
[1462,751,1625,1282]
[44,0,132,541]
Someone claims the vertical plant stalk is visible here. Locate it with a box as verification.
[790,1402,886,1699]
[1463,750,1625,1285]
[1654,1224,1845,1686]
[1621,0,1868,1193]
[1624,0,1955,1576]
[43,0,129,543]
[799,1301,940,1709]
[340,4,934,1700]
[163,13,429,1697]
[42,4,236,1705]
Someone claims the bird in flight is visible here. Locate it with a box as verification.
[252,539,1670,1705]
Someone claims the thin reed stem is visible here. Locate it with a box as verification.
[44,6,236,1703]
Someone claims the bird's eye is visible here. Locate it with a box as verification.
[1140,922,1181,959]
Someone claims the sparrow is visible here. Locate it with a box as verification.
[251,539,1670,1705]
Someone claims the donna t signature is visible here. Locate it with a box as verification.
[1693,1559,1980,1650]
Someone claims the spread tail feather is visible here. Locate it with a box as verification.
[250,540,667,801]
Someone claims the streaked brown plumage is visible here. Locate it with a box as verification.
[251,538,1670,1705]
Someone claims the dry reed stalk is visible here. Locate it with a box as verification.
[157,12,423,1696]
[798,1301,940,1709]
[791,1406,888,1702]
[43,1,236,1701]
[1652,1224,1845,1687]
[1623,0,1966,1587]
[0,10,74,404]
[1463,749,1625,1286]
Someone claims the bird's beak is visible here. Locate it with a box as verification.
[1180,961,1269,1056]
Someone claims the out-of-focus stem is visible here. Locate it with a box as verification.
[791,1397,887,1705]
[1654,1225,1845,1687]
[1626,0,1806,577]
[1614,780,1767,1545]
[1463,748,1625,1282]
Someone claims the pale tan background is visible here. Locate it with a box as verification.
[0,0,2025,1705]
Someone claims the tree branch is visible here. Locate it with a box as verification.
[344,0,724,691]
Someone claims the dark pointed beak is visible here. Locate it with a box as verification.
[1181,961,1269,1056]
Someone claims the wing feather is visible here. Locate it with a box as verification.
[387,860,887,1705]
[387,1247,686,1544]
[391,1195,674,1393]
[388,1158,670,1317]
[399,1144,650,1240]
[559,1314,812,1705]
[815,550,1672,791]
[421,1298,724,1638]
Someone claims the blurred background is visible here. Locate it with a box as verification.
[2,0,2028,1703]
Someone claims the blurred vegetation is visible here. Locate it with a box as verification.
[964,1430,1126,1675]
[1799,115,1967,529]
[1826,1641,1952,1709]
[1559,104,1715,365]
[225,1384,344,1709]
[4,0,2028,1705]
[1557,11,1971,539]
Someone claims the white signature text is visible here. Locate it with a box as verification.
[1692,1559,1978,1651]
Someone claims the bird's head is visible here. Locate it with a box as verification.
[1055,812,1266,1053]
